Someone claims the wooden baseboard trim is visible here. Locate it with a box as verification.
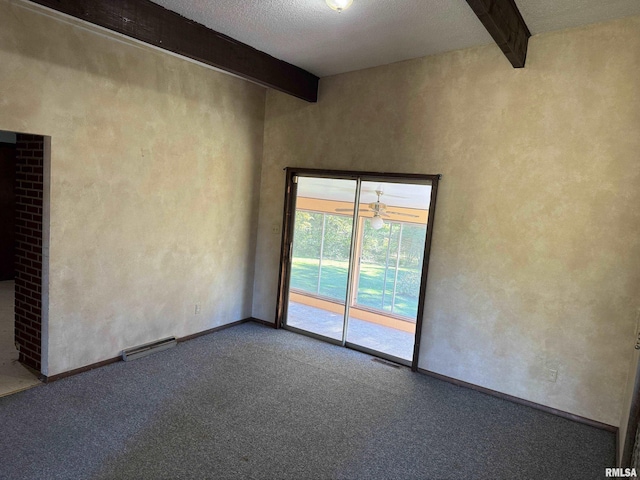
[41,356,120,383]
[42,317,255,383]
[249,317,276,328]
[177,318,252,343]
[417,368,617,433]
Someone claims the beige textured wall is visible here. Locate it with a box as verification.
[0,1,266,375]
[253,16,640,425]
[619,345,639,464]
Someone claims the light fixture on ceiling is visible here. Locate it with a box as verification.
[334,189,420,230]
[371,214,384,230]
[326,0,353,13]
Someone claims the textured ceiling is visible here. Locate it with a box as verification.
[151,0,640,77]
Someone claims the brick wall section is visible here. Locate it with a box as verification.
[14,134,44,371]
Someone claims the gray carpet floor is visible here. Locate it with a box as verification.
[0,322,614,479]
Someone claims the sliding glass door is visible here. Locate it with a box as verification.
[278,170,439,367]
[286,176,357,342]
[345,181,431,361]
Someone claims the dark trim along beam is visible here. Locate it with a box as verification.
[465,0,531,68]
[27,0,319,102]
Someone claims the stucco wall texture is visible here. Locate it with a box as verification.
[0,1,266,375]
[252,16,640,426]
[1,0,639,428]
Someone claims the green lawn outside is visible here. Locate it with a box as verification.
[290,257,420,318]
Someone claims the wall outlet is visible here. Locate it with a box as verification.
[546,368,558,383]
[194,304,201,315]
[271,224,280,235]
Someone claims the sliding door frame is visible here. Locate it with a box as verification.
[275,167,441,371]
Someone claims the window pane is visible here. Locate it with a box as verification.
[318,214,352,300]
[290,211,323,294]
[393,223,427,318]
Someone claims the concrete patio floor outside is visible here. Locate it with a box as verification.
[286,301,415,361]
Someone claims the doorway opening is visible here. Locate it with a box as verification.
[0,130,48,397]
[276,169,440,369]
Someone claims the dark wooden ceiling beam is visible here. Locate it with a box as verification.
[27,0,319,102]
[465,0,531,68]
